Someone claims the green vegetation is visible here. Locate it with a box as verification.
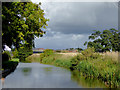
[71,70,106,88]
[44,49,54,56]
[76,48,83,52]
[26,48,120,88]
[12,46,33,61]
[26,54,40,63]
[2,58,19,70]
[84,28,120,52]
[2,50,19,78]
[17,46,33,61]
[2,1,119,88]
[12,49,19,58]
[55,50,62,53]
[2,2,49,61]
[10,58,19,62]
[75,59,119,88]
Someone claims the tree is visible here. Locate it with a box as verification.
[84,28,120,52]
[70,48,74,50]
[76,48,83,52]
[2,2,49,50]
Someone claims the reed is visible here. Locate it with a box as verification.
[102,51,119,62]
[25,49,120,88]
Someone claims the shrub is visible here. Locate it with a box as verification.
[40,49,54,62]
[56,50,61,53]
[2,51,11,62]
[81,47,101,60]
[44,49,54,56]
[12,49,18,58]
[40,53,45,62]
[18,47,33,61]
[71,55,80,65]
[81,47,95,57]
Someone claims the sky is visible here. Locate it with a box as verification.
[31,0,118,50]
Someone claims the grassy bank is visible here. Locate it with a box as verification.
[2,58,19,78]
[26,49,120,88]
[2,58,19,70]
[71,70,106,88]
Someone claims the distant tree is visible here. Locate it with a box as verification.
[76,48,83,52]
[66,48,69,50]
[84,28,120,52]
[70,48,74,50]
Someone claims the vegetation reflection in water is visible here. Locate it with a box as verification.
[20,63,107,88]
[22,68,32,76]
[71,70,106,88]
[43,67,53,72]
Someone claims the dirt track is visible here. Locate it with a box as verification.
[32,53,80,56]
[56,53,80,56]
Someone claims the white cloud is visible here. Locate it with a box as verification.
[72,35,84,40]
[35,32,89,49]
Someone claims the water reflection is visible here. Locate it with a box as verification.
[2,63,107,88]
[43,67,53,72]
[3,63,81,88]
[71,70,106,88]
[21,68,32,76]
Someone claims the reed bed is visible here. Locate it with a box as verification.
[102,51,119,62]
[26,50,120,88]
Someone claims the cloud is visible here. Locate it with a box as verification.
[35,32,89,49]
[33,2,118,49]
[41,2,118,35]
[32,0,119,3]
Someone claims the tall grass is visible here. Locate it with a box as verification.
[76,59,120,88]
[102,51,119,62]
[26,48,120,88]
[26,54,40,62]
[71,70,106,88]
[40,54,73,69]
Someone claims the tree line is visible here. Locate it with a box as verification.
[84,28,120,52]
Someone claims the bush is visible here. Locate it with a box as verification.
[18,47,33,61]
[81,47,95,57]
[12,49,18,58]
[70,47,101,70]
[56,50,61,53]
[70,48,96,68]
[71,55,80,65]
[40,53,45,62]
[44,49,54,56]
[80,47,101,60]
[39,49,54,62]
[2,51,11,62]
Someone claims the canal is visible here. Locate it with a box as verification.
[1,63,106,88]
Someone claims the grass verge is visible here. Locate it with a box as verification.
[26,49,120,88]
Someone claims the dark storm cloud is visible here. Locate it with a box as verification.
[33,2,118,49]
[42,2,118,35]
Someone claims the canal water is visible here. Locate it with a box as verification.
[1,63,106,88]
